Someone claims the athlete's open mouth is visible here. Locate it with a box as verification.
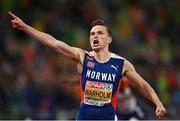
[93,39,99,44]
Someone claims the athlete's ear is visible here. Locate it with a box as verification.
[107,37,112,44]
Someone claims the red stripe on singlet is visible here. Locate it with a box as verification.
[79,75,84,103]
[111,80,121,110]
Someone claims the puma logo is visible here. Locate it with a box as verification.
[111,65,118,72]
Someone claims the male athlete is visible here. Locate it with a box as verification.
[9,12,167,120]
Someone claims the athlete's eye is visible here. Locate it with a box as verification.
[90,32,95,36]
[97,31,103,34]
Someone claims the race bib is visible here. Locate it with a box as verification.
[84,81,113,106]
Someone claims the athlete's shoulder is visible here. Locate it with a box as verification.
[110,53,125,60]
[86,51,94,56]
[111,53,133,66]
[110,53,135,74]
[82,51,94,61]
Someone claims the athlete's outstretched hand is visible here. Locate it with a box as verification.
[156,104,167,119]
[8,11,26,30]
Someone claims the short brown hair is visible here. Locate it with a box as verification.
[91,19,112,37]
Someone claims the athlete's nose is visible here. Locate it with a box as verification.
[93,33,98,39]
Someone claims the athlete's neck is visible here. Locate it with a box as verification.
[93,50,111,63]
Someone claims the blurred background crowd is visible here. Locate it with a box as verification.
[0,0,180,120]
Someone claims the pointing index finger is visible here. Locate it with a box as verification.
[8,11,17,19]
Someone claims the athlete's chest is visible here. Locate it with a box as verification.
[82,56,123,106]
[84,59,121,82]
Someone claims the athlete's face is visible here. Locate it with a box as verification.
[89,25,112,51]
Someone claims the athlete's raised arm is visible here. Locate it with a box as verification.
[123,60,167,119]
[8,11,85,64]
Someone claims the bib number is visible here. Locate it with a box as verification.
[84,81,113,106]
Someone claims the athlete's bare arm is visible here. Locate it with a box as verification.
[8,11,84,73]
[123,60,167,118]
